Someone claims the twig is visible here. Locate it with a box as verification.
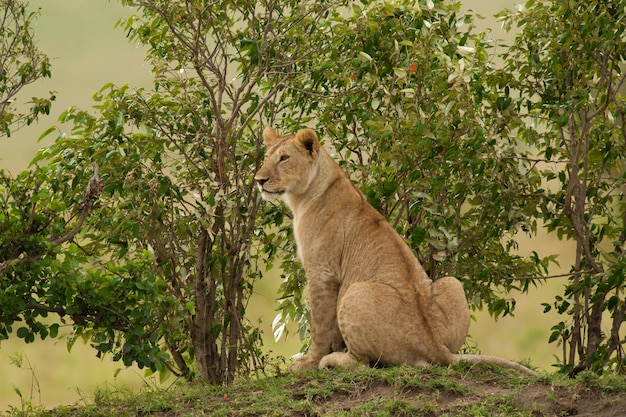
[50,164,101,245]
[502,270,597,281]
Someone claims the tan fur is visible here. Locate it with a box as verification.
[255,127,537,376]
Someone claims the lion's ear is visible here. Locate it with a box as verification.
[295,129,320,156]
[263,127,281,146]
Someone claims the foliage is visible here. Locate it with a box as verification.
[496,0,626,373]
[0,0,55,137]
[0,0,100,354]
[0,0,60,288]
[272,0,552,341]
[0,165,102,339]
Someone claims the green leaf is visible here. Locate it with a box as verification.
[16,327,30,339]
[548,330,560,344]
[49,323,59,338]
[37,125,58,143]
[185,301,196,315]
[410,227,427,247]
[495,96,511,111]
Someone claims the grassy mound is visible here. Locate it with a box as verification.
[6,364,626,417]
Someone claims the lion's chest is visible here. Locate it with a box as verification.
[293,216,319,263]
[293,213,345,282]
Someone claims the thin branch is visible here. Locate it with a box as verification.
[501,155,569,164]
[50,165,101,245]
[502,269,597,281]
[521,192,563,207]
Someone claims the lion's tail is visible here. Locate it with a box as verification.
[453,354,538,376]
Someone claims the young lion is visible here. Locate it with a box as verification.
[255,127,537,376]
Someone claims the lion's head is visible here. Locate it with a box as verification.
[255,127,321,203]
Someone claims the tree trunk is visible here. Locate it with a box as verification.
[585,296,606,369]
[192,228,223,384]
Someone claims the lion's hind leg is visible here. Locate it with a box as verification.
[430,276,471,353]
[335,282,435,368]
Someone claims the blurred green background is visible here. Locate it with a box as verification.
[0,0,570,411]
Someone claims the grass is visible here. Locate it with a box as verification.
[2,364,625,417]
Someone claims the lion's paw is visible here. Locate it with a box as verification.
[288,356,320,372]
[319,352,367,369]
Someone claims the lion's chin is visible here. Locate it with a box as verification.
[261,190,283,202]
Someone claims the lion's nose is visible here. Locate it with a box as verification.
[255,175,268,187]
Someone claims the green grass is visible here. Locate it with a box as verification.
[3,365,625,417]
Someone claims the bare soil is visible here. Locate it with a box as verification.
[312,374,626,416]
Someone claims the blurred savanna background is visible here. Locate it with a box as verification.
[0,0,580,411]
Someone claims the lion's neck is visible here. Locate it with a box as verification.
[283,149,344,217]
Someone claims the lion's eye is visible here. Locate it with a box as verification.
[279,154,290,163]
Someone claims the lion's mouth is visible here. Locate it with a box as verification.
[259,187,285,200]
[263,189,282,195]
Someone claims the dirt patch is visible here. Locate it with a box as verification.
[523,384,626,417]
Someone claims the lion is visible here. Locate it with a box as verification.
[255,127,537,376]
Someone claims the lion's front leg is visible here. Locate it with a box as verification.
[288,275,339,371]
